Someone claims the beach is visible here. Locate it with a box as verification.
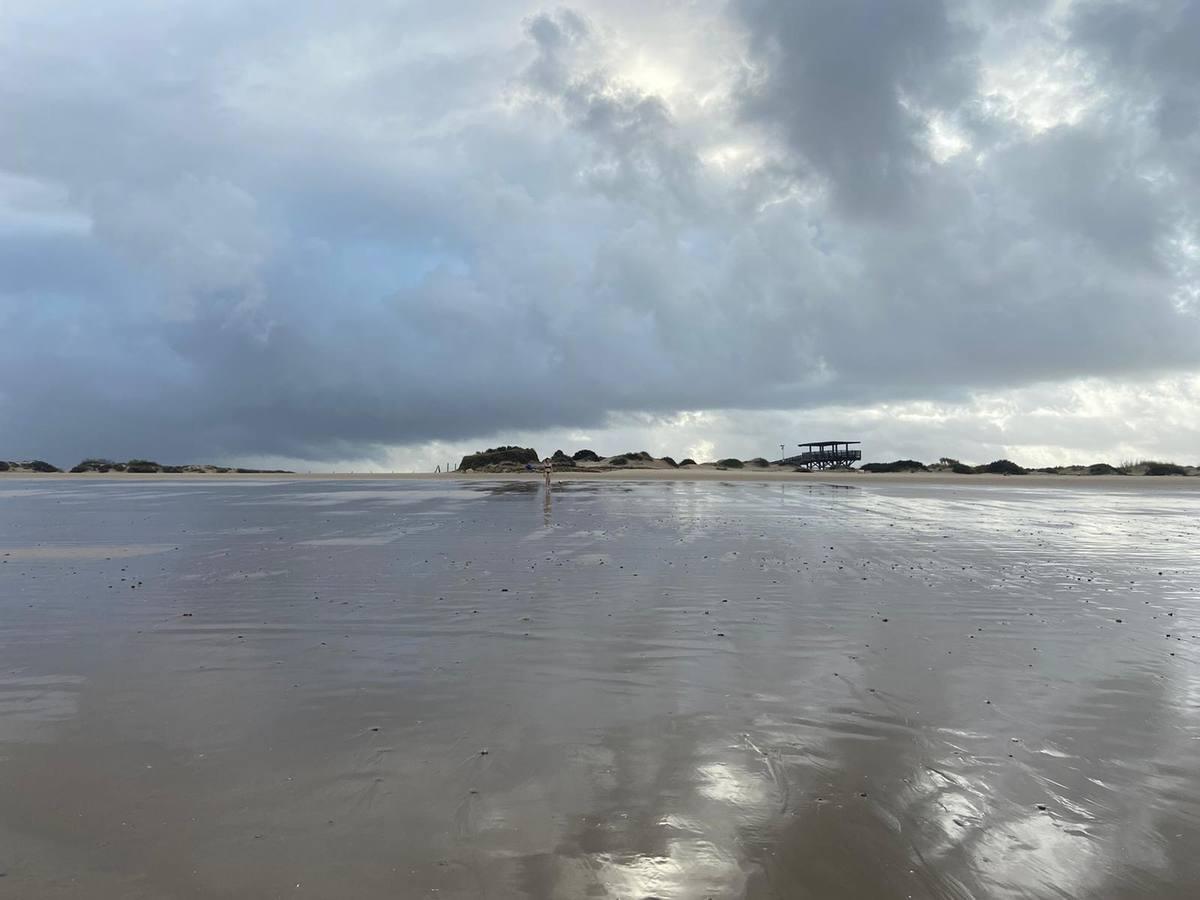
[5,467,1200,490]
[1,476,1197,898]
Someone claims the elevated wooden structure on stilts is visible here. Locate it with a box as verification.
[783,441,862,471]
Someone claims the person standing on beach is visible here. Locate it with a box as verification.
[542,456,552,487]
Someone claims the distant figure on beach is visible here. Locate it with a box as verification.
[542,457,552,487]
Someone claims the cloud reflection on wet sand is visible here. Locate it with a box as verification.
[0,478,1197,898]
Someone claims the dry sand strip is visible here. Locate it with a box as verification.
[3,468,1200,489]
[462,468,1200,489]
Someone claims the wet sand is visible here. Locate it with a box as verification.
[1,478,1197,898]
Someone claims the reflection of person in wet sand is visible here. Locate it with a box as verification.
[541,458,553,525]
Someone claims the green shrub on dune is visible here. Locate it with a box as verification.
[976,459,1026,475]
[935,457,975,474]
[1143,462,1187,476]
[71,459,126,472]
[125,459,162,473]
[458,446,539,470]
[862,459,928,473]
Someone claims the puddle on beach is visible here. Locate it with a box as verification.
[1,478,1198,898]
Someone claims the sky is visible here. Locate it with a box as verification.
[2,0,1199,471]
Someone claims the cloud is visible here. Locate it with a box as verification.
[1071,0,1200,139]
[358,373,1200,474]
[0,1,1197,466]
[733,0,978,217]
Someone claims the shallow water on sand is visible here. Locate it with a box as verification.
[0,479,1197,899]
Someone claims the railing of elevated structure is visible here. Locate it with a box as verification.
[797,449,862,464]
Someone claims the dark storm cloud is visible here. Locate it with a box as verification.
[1071,0,1200,139]
[0,1,1198,464]
[995,127,1167,268]
[734,0,977,217]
